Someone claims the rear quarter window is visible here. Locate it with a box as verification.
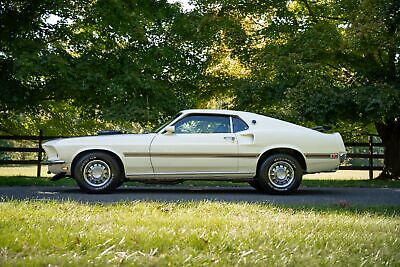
[232,117,249,133]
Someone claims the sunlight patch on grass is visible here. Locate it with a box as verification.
[0,166,51,177]
[304,170,382,180]
[0,201,398,266]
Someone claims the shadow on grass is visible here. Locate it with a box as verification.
[1,193,399,217]
[269,204,400,217]
[0,176,76,186]
[57,186,334,196]
[2,183,399,213]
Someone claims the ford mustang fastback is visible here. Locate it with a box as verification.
[43,109,346,193]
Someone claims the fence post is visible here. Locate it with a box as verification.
[368,135,373,179]
[37,129,43,177]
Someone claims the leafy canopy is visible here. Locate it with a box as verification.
[1,0,399,137]
[1,0,205,134]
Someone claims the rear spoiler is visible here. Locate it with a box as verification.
[97,130,126,135]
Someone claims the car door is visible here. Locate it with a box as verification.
[232,116,258,173]
[150,114,238,175]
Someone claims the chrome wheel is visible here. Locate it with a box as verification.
[83,160,111,187]
[267,161,295,188]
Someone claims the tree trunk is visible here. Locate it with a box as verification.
[375,118,400,179]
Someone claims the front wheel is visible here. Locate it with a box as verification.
[248,180,263,191]
[73,152,124,193]
[256,154,303,194]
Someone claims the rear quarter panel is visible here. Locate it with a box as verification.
[237,117,343,173]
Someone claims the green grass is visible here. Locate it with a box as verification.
[0,175,399,188]
[0,200,399,266]
[0,176,76,186]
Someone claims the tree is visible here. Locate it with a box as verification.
[0,0,204,135]
[2,0,399,178]
[191,0,400,179]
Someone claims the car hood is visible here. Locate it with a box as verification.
[43,133,157,147]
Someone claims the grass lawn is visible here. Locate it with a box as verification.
[0,167,399,266]
[0,201,399,266]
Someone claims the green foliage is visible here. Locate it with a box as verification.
[192,0,399,139]
[1,0,205,134]
[1,0,399,138]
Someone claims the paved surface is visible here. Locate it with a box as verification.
[0,186,400,206]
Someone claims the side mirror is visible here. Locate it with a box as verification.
[164,126,175,134]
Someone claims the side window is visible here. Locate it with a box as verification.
[174,115,231,134]
[232,117,249,133]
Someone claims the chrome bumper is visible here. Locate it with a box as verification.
[43,160,71,175]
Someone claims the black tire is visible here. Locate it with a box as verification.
[116,178,125,188]
[72,152,124,193]
[256,154,303,194]
[248,180,263,191]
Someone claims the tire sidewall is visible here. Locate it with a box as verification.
[248,180,263,191]
[73,152,122,193]
[257,154,303,194]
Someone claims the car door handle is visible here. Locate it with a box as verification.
[239,132,255,144]
[224,136,235,141]
[240,132,254,137]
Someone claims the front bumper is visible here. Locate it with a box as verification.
[43,159,71,175]
[42,160,66,165]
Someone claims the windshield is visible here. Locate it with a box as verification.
[153,112,182,133]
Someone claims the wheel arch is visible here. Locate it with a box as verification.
[256,147,307,175]
[71,149,125,177]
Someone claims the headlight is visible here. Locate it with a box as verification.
[42,144,58,160]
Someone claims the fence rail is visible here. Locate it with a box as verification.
[338,135,384,179]
[0,130,45,177]
[0,131,385,179]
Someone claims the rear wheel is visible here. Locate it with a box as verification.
[256,154,303,194]
[73,152,124,193]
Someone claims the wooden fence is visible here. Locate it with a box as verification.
[338,135,384,179]
[0,131,385,179]
[0,130,71,177]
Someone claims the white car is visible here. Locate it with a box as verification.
[43,109,346,194]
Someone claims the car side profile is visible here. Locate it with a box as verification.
[43,109,346,194]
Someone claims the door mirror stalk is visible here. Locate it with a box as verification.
[165,126,175,134]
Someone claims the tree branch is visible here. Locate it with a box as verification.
[0,125,18,136]
[300,0,318,23]
[319,15,348,21]
[300,0,348,22]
